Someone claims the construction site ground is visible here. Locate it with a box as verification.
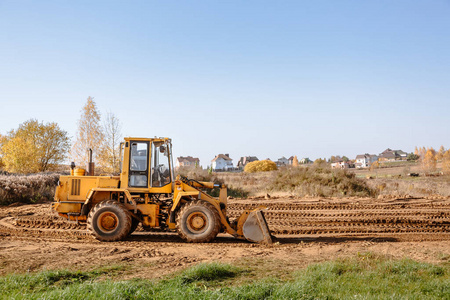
[0,197,449,279]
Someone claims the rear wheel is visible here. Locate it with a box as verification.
[87,200,132,242]
[176,200,220,243]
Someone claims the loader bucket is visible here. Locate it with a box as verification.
[241,209,272,244]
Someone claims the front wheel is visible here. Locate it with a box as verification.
[87,200,132,242]
[176,200,221,243]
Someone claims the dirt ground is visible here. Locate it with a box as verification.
[0,197,449,279]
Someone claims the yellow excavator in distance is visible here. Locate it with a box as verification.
[52,137,272,244]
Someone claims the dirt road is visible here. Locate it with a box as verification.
[0,198,449,278]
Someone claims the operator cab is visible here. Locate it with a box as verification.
[120,137,174,191]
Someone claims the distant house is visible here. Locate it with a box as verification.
[237,156,258,170]
[276,156,289,166]
[176,156,200,168]
[299,158,312,164]
[355,153,378,168]
[331,161,350,169]
[378,148,408,161]
[211,154,233,171]
[288,156,295,165]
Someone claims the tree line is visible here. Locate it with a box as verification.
[0,97,121,174]
[414,146,450,174]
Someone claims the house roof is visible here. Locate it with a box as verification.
[212,154,232,162]
[177,156,199,163]
[237,156,258,166]
[356,153,377,159]
[380,148,406,158]
[380,152,396,158]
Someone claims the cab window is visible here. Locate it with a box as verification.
[151,141,171,187]
[129,142,148,187]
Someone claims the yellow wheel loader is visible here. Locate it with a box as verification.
[52,137,272,244]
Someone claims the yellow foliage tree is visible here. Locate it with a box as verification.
[442,150,450,175]
[0,119,70,173]
[314,158,327,165]
[71,97,104,168]
[97,112,122,174]
[422,149,437,174]
[370,161,379,171]
[0,134,4,169]
[244,160,277,173]
[436,145,446,161]
[419,147,426,160]
[292,155,299,167]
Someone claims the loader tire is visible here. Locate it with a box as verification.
[128,217,140,236]
[176,200,220,243]
[87,200,132,242]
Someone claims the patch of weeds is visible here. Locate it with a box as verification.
[0,257,448,299]
[175,262,242,286]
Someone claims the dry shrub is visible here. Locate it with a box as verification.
[268,165,375,198]
[244,160,277,173]
[366,175,450,198]
[0,173,60,205]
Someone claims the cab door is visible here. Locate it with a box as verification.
[128,141,149,188]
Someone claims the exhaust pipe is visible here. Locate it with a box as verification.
[87,148,95,176]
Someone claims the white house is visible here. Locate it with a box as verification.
[211,154,233,171]
[355,153,378,168]
[331,161,350,169]
[299,158,312,164]
[176,156,200,168]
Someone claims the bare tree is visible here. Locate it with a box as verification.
[98,112,122,174]
[71,97,104,168]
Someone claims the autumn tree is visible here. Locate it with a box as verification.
[71,97,104,168]
[314,158,327,165]
[442,150,450,175]
[422,148,437,174]
[418,147,426,160]
[0,134,4,169]
[0,119,70,173]
[292,155,299,167]
[370,160,379,171]
[407,153,419,161]
[98,112,122,174]
[436,145,446,161]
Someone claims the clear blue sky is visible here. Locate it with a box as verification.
[1,1,449,167]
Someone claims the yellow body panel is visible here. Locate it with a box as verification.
[136,204,159,227]
[53,202,82,213]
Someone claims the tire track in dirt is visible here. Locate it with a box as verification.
[228,201,450,236]
[1,200,449,240]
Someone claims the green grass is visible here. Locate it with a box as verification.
[1,255,448,299]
